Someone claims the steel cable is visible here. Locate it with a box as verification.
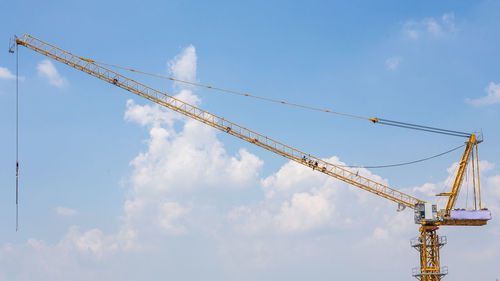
[337,144,466,169]
[90,59,473,138]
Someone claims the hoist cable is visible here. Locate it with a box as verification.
[337,144,465,169]
[15,43,19,232]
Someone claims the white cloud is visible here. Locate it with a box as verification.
[168,44,197,85]
[230,156,393,236]
[0,66,16,79]
[487,175,500,198]
[37,59,66,87]
[466,82,500,106]
[0,46,212,270]
[372,227,389,240]
[404,12,456,39]
[385,56,402,70]
[126,109,263,193]
[276,192,334,233]
[156,202,189,234]
[442,12,456,31]
[70,228,111,255]
[174,88,201,105]
[120,45,264,244]
[227,206,274,235]
[56,206,78,216]
[124,99,178,127]
[423,18,442,36]
[413,182,438,197]
[406,29,419,39]
[261,156,348,199]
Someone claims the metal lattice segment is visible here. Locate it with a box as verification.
[443,135,477,213]
[16,34,424,210]
[412,225,447,281]
[412,266,448,280]
[411,236,447,249]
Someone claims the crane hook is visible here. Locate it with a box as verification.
[397,203,406,212]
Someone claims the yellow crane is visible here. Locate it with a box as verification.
[13,34,491,281]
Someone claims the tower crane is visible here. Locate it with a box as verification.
[12,34,492,281]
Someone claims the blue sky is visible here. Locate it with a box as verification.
[1,1,500,280]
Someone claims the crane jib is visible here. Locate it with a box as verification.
[14,34,429,211]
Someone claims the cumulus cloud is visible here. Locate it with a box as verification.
[110,45,265,250]
[413,182,437,197]
[404,12,456,39]
[168,44,197,89]
[385,56,402,70]
[487,175,500,198]
[70,228,114,255]
[37,59,66,87]
[0,46,211,275]
[125,103,263,193]
[156,201,189,234]
[466,82,500,106]
[0,66,16,79]
[276,192,334,233]
[119,98,265,247]
[56,206,78,216]
[0,225,138,281]
[228,156,393,236]
[372,227,389,240]
[124,99,177,127]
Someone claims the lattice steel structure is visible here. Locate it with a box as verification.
[411,225,448,280]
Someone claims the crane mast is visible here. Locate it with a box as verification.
[14,34,491,281]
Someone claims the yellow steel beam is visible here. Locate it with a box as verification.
[439,219,487,226]
[443,134,476,214]
[475,144,482,209]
